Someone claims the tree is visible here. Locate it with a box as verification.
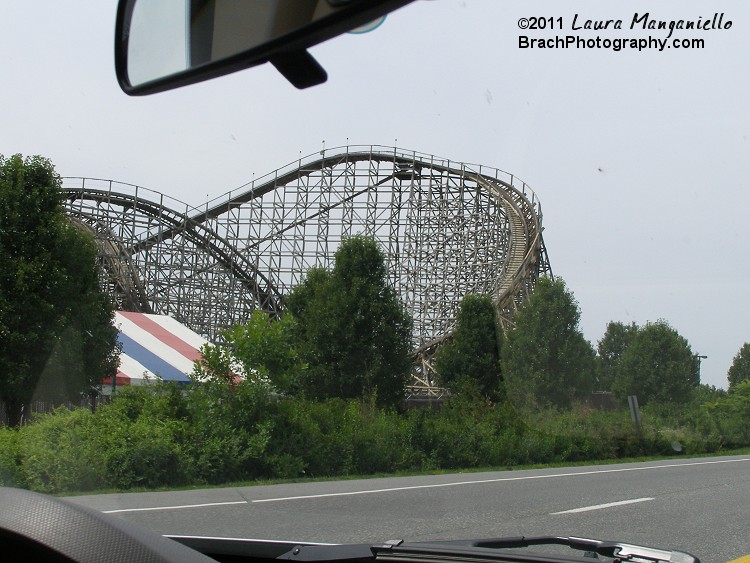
[0,154,118,425]
[285,235,412,407]
[194,310,305,393]
[613,319,698,405]
[597,321,639,391]
[434,294,504,401]
[727,343,750,390]
[500,277,596,409]
[33,290,119,407]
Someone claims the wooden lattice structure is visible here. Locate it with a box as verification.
[63,145,551,395]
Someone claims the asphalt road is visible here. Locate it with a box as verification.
[66,455,750,562]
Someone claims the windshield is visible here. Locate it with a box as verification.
[1,1,749,563]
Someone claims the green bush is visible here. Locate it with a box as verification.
[407,396,523,470]
[341,400,414,474]
[182,380,273,483]
[268,398,356,478]
[94,410,190,490]
[5,379,750,495]
[0,426,20,486]
[701,381,750,448]
[16,407,101,493]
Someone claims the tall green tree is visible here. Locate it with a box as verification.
[501,277,596,409]
[33,290,119,407]
[727,342,750,390]
[285,235,412,407]
[0,154,118,425]
[434,294,504,401]
[613,319,698,405]
[597,321,639,391]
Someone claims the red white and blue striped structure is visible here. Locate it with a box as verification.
[101,311,208,392]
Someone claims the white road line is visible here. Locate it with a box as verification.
[99,457,750,512]
[550,497,655,515]
[251,457,750,503]
[102,500,248,513]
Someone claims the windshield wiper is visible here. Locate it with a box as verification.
[369,537,699,563]
[174,535,699,563]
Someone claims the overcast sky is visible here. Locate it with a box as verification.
[2,1,748,389]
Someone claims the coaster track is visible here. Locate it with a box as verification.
[63,145,551,392]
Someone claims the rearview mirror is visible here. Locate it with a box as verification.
[115,0,414,95]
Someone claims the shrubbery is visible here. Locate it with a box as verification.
[0,380,746,495]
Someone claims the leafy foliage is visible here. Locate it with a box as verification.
[194,310,305,393]
[702,380,750,447]
[193,339,240,387]
[613,320,698,405]
[597,321,639,391]
[0,155,118,425]
[33,290,120,405]
[501,277,597,409]
[1,376,748,494]
[285,235,412,407]
[434,294,504,400]
[727,343,750,389]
